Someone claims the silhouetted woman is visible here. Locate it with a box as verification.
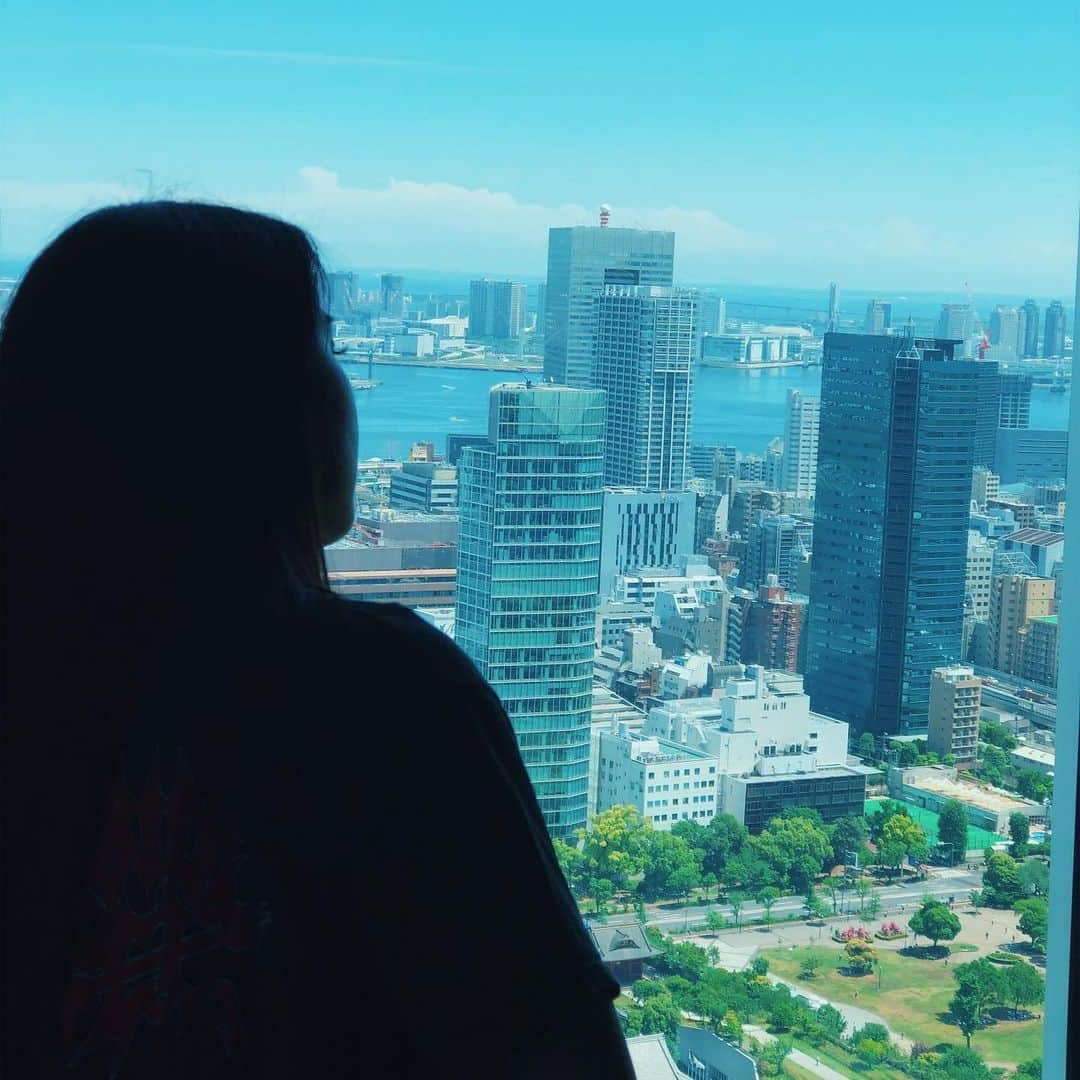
[1,202,634,1078]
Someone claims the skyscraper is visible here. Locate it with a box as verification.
[805,331,981,734]
[972,359,1001,469]
[593,285,696,490]
[827,282,840,333]
[781,388,820,498]
[999,371,1033,429]
[544,225,674,387]
[455,383,605,839]
[936,303,974,346]
[989,305,1020,358]
[1020,298,1040,357]
[380,273,405,318]
[1044,299,1067,358]
[469,279,527,339]
[325,271,357,318]
[863,299,891,334]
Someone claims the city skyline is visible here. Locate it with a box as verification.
[2,2,1076,294]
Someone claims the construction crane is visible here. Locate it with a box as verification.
[963,281,991,359]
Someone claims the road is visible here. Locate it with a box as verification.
[606,868,982,932]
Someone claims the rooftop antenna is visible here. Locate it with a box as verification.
[599,203,611,228]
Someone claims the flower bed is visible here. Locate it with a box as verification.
[987,951,1022,965]
[876,921,906,941]
[832,925,872,943]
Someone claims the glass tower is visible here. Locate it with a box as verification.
[593,285,696,490]
[805,332,980,734]
[455,383,605,839]
[543,225,674,388]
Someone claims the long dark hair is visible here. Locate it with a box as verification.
[0,202,340,1052]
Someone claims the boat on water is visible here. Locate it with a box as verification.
[442,384,456,390]
[349,379,381,391]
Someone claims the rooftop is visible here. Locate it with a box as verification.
[744,764,878,785]
[1001,528,1065,547]
[900,768,1040,812]
[625,1036,686,1080]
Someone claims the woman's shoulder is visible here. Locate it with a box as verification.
[295,591,484,691]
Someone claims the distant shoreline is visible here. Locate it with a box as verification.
[342,355,542,373]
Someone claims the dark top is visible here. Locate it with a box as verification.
[5,591,618,1077]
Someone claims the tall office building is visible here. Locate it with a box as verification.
[989,306,1020,357]
[455,383,605,839]
[863,299,891,334]
[535,282,547,332]
[469,279,527,339]
[1020,299,1040,357]
[973,360,1001,469]
[593,285,696,490]
[598,489,697,597]
[744,514,813,592]
[999,371,1033,429]
[781,388,820,498]
[827,282,840,333]
[325,271,357,318]
[805,331,981,734]
[936,303,974,346]
[543,224,674,387]
[1044,299,1067,358]
[380,273,405,317]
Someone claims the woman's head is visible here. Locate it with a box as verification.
[1,201,358,596]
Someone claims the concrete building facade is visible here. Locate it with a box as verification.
[927,665,981,762]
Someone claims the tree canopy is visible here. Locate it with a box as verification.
[937,800,969,865]
[908,899,961,947]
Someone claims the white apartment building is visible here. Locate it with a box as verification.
[965,531,994,620]
[596,727,720,830]
[614,554,727,612]
[781,389,820,499]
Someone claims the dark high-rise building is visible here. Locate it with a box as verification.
[999,372,1033,429]
[544,224,674,387]
[1043,300,1067,358]
[1020,299,1040,357]
[973,360,1001,469]
[380,273,405,317]
[469,279,527,339]
[325,271,357,318]
[805,332,980,734]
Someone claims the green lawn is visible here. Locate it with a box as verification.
[763,944,1043,1067]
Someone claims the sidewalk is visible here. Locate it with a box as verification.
[743,1024,848,1080]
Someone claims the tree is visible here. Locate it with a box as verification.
[868,800,911,843]
[844,939,877,974]
[757,886,780,924]
[828,814,870,870]
[580,805,649,890]
[779,806,826,830]
[799,948,825,979]
[855,876,872,912]
[728,892,746,931]
[1016,1059,1042,1079]
[590,877,614,914]
[1014,897,1049,951]
[752,816,832,892]
[706,910,726,933]
[983,851,1024,907]
[878,814,929,876]
[552,838,588,896]
[1009,812,1030,854]
[1018,858,1049,898]
[857,731,877,760]
[640,993,682,1045]
[908,899,961,949]
[815,1003,845,1039]
[980,719,1018,750]
[950,986,983,1049]
[1016,769,1052,803]
[639,830,701,901]
[633,978,669,1001]
[822,876,841,914]
[953,958,1003,1025]
[701,814,749,878]
[718,1009,742,1045]
[1002,961,1044,1015]
[700,871,719,901]
[864,894,882,919]
[722,849,777,893]
[937,800,969,866]
[934,1045,996,1079]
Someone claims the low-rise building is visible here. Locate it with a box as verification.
[887,765,1046,834]
[596,599,654,648]
[1010,743,1055,777]
[388,461,459,514]
[614,555,727,612]
[999,528,1065,579]
[596,727,720,830]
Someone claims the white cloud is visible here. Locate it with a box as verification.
[239,167,757,271]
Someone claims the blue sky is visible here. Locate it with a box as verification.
[2,0,1077,293]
